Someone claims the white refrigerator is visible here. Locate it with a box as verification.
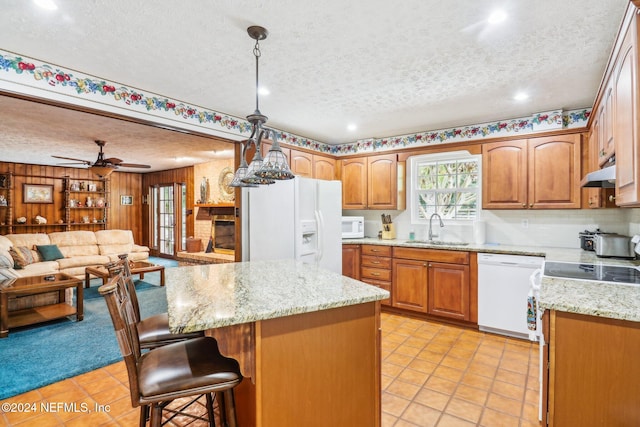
[241,177,342,274]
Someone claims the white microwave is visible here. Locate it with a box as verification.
[342,216,364,239]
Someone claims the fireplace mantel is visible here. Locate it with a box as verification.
[195,203,235,220]
[195,203,235,208]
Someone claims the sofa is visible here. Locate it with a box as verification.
[0,230,149,311]
[0,230,149,279]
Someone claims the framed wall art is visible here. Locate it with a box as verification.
[121,195,133,206]
[23,184,54,203]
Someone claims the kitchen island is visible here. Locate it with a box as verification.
[165,259,389,427]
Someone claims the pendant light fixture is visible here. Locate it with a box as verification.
[230,26,294,188]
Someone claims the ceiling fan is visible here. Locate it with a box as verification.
[53,140,151,177]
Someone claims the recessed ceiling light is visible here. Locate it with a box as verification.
[347,123,357,132]
[487,10,507,24]
[258,86,270,96]
[513,92,529,101]
[33,0,58,10]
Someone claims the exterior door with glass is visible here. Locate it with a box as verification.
[150,183,186,256]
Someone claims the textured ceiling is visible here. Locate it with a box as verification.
[0,96,235,172]
[0,0,630,170]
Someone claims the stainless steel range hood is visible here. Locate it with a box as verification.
[580,165,616,188]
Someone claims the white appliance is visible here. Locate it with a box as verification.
[477,253,545,339]
[341,216,364,239]
[241,177,342,274]
[529,267,544,421]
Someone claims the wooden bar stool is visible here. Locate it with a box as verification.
[100,273,242,427]
[106,254,203,350]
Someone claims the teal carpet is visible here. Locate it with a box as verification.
[0,272,169,400]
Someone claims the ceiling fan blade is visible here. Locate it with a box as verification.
[104,157,123,164]
[56,162,89,166]
[118,163,151,168]
[52,155,91,165]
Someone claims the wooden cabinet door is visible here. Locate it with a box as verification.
[595,84,615,168]
[342,244,360,280]
[585,126,616,209]
[586,126,601,208]
[427,262,470,321]
[342,158,368,209]
[528,135,581,209]
[289,149,313,177]
[614,19,639,206]
[392,258,428,313]
[367,154,397,209]
[482,140,528,209]
[313,155,337,180]
[601,83,615,165]
[548,311,640,425]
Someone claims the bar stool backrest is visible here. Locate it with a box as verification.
[99,273,144,408]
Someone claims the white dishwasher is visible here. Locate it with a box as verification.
[477,253,544,339]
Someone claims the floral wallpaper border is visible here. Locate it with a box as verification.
[337,109,590,155]
[0,50,590,157]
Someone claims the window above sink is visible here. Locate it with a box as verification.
[408,151,482,225]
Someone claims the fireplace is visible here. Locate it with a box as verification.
[212,215,235,255]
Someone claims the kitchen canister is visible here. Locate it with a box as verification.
[474,219,486,244]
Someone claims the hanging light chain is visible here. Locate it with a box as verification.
[254,38,261,112]
[229,26,294,186]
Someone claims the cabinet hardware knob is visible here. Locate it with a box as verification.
[427,264,432,267]
[372,261,380,264]
[529,203,533,207]
[371,272,380,276]
[609,195,616,202]
[522,203,526,207]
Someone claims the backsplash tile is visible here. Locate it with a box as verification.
[344,208,631,249]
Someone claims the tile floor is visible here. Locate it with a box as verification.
[0,313,541,426]
[380,314,541,427]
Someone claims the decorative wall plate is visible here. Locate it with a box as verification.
[218,167,235,202]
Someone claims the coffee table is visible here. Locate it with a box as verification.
[0,273,83,338]
[85,261,165,288]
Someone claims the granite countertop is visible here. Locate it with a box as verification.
[539,276,640,322]
[165,259,390,333]
[343,237,640,323]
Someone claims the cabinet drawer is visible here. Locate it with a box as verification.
[393,247,469,264]
[361,266,392,281]
[361,279,391,305]
[362,245,392,256]
[361,255,392,269]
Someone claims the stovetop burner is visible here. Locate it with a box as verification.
[544,261,640,285]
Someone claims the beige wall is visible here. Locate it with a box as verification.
[193,159,234,245]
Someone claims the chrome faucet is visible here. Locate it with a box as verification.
[428,213,444,241]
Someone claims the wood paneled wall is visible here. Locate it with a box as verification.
[141,166,194,251]
[108,171,143,239]
[0,162,145,243]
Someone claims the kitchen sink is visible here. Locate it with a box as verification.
[406,240,469,246]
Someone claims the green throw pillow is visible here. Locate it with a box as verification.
[35,244,64,261]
